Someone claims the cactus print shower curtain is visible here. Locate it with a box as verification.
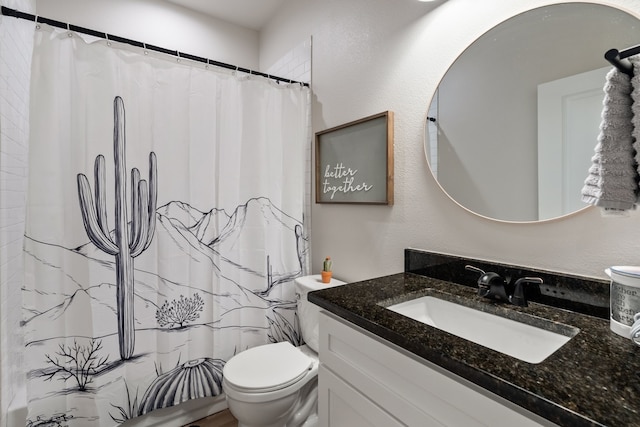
[23,25,310,426]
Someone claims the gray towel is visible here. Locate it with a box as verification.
[631,57,640,176]
[582,65,638,211]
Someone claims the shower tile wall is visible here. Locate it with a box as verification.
[267,39,312,84]
[266,38,312,270]
[0,0,35,414]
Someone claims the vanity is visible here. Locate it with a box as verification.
[309,249,640,427]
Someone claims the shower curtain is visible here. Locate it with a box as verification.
[23,25,310,426]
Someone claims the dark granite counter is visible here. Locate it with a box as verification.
[308,250,640,427]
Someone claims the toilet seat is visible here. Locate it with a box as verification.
[223,342,313,393]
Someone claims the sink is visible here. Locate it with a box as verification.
[386,294,579,364]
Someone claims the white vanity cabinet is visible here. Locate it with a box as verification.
[318,311,557,427]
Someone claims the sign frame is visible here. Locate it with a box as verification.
[315,111,394,205]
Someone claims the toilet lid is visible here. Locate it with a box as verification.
[224,342,313,392]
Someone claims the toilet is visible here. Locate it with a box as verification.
[222,275,345,427]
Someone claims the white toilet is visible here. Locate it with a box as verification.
[222,275,345,427]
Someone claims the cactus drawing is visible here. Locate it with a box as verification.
[77,96,157,360]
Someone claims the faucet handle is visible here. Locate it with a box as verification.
[465,265,489,293]
[510,277,543,306]
[465,265,485,275]
[465,265,507,299]
[465,265,490,295]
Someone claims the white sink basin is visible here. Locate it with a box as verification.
[386,295,578,364]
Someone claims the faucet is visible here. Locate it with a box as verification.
[510,276,544,306]
[465,265,543,306]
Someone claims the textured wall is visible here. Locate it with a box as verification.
[36,0,260,70]
[260,0,640,282]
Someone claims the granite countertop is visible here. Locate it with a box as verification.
[309,272,640,427]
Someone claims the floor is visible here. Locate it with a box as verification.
[184,409,238,427]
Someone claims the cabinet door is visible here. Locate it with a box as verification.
[318,365,405,427]
[319,311,554,427]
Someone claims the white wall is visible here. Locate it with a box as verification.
[261,0,640,281]
[0,0,36,420]
[36,0,260,70]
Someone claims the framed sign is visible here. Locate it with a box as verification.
[315,111,394,205]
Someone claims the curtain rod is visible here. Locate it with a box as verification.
[1,6,310,88]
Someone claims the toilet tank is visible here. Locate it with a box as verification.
[295,275,346,352]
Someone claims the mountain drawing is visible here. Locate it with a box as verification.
[23,196,307,347]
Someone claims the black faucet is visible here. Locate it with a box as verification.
[465,265,543,306]
[509,276,544,306]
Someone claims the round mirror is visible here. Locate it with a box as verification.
[425,3,640,222]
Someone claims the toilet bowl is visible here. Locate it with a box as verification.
[222,275,345,427]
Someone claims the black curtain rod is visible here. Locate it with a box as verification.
[1,6,310,88]
[605,45,640,78]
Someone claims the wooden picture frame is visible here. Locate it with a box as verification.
[315,111,394,205]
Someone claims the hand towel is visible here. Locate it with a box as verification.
[630,57,640,176]
[581,65,638,211]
